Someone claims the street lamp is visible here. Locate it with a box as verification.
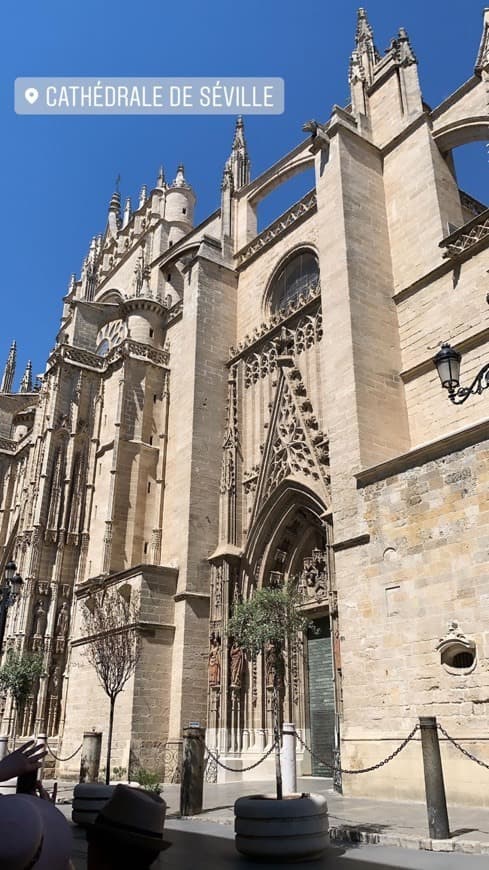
[0,561,23,654]
[433,342,489,404]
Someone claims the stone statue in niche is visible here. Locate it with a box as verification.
[55,601,69,636]
[299,548,328,601]
[50,663,62,695]
[33,600,48,636]
[265,640,283,690]
[208,633,221,687]
[230,642,245,689]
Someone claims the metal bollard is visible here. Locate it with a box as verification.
[282,722,297,795]
[419,716,450,840]
[180,726,205,816]
[79,732,102,783]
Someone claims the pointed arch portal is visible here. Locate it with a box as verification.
[208,480,339,780]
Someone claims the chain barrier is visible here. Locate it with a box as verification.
[45,740,83,763]
[292,729,333,774]
[204,738,278,773]
[437,723,489,771]
[203,722,489,781]
[294,725,420,775]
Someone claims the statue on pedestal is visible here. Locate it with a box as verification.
[55,600,69,636]
[33,600,47,636]
[230,642,245,689]
[208,633,221,688]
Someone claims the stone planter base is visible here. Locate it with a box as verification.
[72,783,115,826]
[234,793,328,862]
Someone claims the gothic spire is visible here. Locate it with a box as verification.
[356,8,375,44]
[354,8,380,84]
[221,158,234,192]
[122,196,132,228]
[138,185,148,208]
[349,49,366,85]
[396,27,417,65]
[83,236,98,301]
[1,341,16,393]
[19,360,32,393]
[156,166,166,189]
[227,116,250,191]
[172,165,189,188]
[106,186,121,239]
[475,9,489,75]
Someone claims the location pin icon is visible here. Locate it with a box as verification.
[25,87,39,105]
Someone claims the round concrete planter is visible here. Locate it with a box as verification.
[72,783,115,826]
[234,793,328,862]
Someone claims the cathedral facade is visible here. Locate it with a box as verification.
[1,9,489,805]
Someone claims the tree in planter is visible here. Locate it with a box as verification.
[0,651,44,742]
[82,586,140,785]
[228,581,312,799]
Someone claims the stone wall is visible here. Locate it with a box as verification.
[338,436,489,805]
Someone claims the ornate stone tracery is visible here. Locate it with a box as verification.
[246,362,330,527]
[244,309,322,387]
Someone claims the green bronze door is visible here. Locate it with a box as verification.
[307,617,335,776]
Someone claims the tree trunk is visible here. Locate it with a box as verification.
[105,695,116,785]
[273,684,282,800]
[11,701,17,750]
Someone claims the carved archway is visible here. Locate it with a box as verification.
[242,479,330,599]
[208,480,339,780]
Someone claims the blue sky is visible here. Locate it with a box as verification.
[0,0,487,383]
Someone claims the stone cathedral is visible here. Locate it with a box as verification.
[0,9,488,805]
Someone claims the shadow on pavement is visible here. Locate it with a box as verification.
[449,827,478,838]
[167,804,235,819]
[70,822,489,869]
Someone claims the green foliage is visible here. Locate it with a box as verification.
[136,767,162,796]
[228,582,311,658]
[229,581,313,800]
[0,652,44,710]
[112,766,127,781]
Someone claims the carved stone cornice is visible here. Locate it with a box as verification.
[235,191,317,267]
[355,418,489,488]
[0,436,17,453]
[121,293,169,317]
[228,282,321,364]
[46,339,170,375]
[0,432,32,456]
[440,208,489,259]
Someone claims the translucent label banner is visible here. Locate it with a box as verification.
[15,77,284,115]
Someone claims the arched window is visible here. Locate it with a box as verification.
[96,339,110,357]
[268,250,319,313]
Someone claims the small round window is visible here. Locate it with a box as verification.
[268,250,319,314]
[441,647,476,672]
[451,651,474,669]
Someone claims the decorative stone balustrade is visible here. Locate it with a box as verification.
[236,191,317,266]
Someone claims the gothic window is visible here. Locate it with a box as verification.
[268,250,319,314]
[96,339,110,356]
[96,319,125,356]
